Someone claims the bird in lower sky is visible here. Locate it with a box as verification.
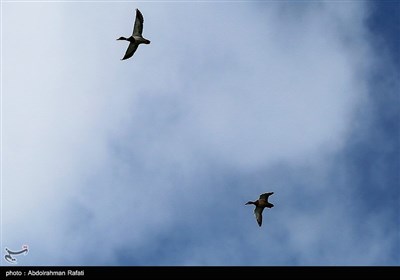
[117,9,150,60]
[245,192,274,227]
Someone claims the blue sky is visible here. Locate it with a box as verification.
[1,1,399,266]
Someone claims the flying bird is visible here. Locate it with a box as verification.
[117,9,150,60]
[245,192,274,227]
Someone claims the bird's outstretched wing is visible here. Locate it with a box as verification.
[121,42,138,60]
[259,192,274,200]
[254,207,264,227]
[132,9,144,36]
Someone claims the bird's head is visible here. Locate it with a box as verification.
[117,36,128,41]
[245,201,255,205]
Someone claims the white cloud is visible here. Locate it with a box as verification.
[2,2,395,265]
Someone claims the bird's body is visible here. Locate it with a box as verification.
[117,9,150,60]
[245,192,274,227]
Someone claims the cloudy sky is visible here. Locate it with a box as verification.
[1,0,398,266]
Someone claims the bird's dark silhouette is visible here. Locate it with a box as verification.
[117,9,150,60]
[245,192,274,227]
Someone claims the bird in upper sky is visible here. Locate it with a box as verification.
[245,192,274,227]
[117,9,150,60]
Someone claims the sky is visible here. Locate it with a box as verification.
[1,0,399,266]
